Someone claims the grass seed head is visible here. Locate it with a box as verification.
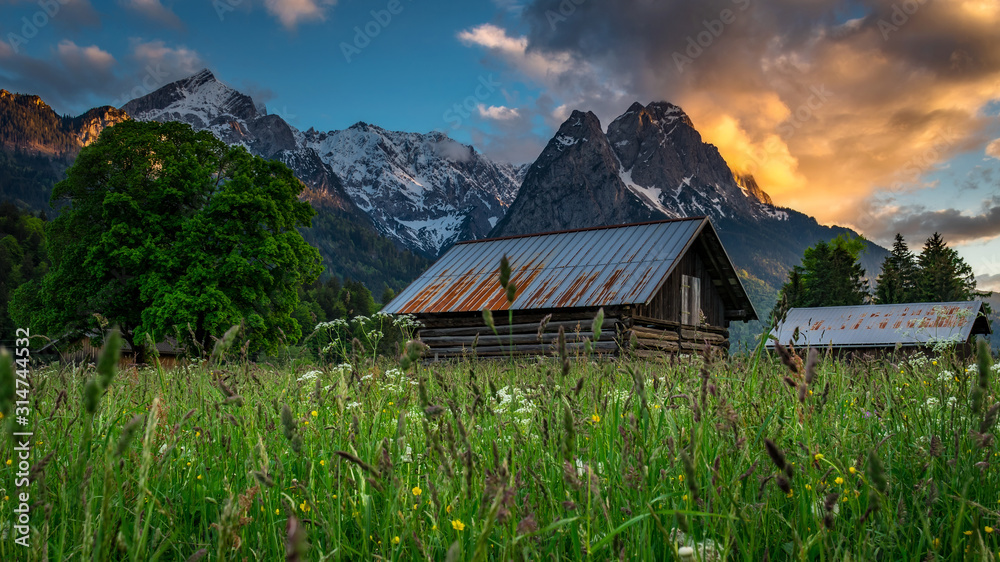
[115,415,144,457]
[764,439,788,472]
[592,308,605,341]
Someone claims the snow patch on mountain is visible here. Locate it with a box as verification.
[123,70,526,258]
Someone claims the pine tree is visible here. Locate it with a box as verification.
[875,233,919,303]
[771,234,869,320]
[915,232,986,302]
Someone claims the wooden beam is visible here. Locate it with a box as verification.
[418,318,621,338]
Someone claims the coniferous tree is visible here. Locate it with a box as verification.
[771,234,869,320]
[915,232,987,302]
[875,233,919,304]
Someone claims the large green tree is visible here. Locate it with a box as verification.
[771,233,868,321]
[915,232,987,303]
[875,233,919,304]
[12,120,322,360]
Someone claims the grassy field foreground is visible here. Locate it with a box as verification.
[1,336,999,560]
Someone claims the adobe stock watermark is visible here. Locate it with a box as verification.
[213,0,244,21]
[740,85,834,176]
[441,75,501,130]
[5,0,73,54]
[878,0,929,40]
[852,129,957,233]
[109,65,172,109]
[340,0,414,64]
[672,0,752,73]
[544,0,588,30]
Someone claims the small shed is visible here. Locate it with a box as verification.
[36,332,186,368]
[382,217,758,359]
[767,301,992,356]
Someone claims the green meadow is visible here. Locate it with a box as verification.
[1,330,998,561]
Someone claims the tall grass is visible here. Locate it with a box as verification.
[0,334,997,560]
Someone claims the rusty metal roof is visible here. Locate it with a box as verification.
[383,217,755,315]
[767,301,991,349]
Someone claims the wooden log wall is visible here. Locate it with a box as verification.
[624,315,729,357]
[415,309,731,360]
[417,314,624,359]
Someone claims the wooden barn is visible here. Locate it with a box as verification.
[767,301,992,357]
[382,217,758,359]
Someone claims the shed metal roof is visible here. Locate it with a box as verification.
[383,217,756,317]
[767,301,991,349]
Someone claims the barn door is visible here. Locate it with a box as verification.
[682,275,701,325]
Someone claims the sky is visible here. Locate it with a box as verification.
[1,0,999,289]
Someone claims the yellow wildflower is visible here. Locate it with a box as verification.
[446,505,452,514]
[412,486,422,496]
[195,431,200,437]
[197,474,202,480]
[591,414,600,423]
[849,467,857,474]
[452,519,466,531]
[320,460,325,466]
[393,536,400,544]
[300,502,310,512]
[5,459,11,466]
[678,474,684,482]
[311,410,318,417]
[964,530,973,536]
[835,477,844,485]
[933,538,940,548]
[987,526,994,534]
[682,494,688,501]
[805,484,812,491]
[275,508,280,514]
[814,453,824,461]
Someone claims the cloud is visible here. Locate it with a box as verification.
[461,0,1000,231]
[987,138,1000,160]
[105,39,205,107]
[477,104,520,120]
[0,40,118,110]
[0,37,204,114]
[0,0,100,30]
[130,39,202,76]
[120,0,183,30]
[56,39,114,71]
[975,273,1000,292]
[867,204,1000,245]
[264,0,337,29]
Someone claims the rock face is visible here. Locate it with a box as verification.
[306,122,524,256]
[0,89,127,155]
[494,101,786,238]
[492,110,656,236]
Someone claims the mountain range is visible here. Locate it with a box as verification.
[0,69,892,344]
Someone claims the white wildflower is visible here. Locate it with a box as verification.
[297,370,321,382]
[925,397,940,408]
